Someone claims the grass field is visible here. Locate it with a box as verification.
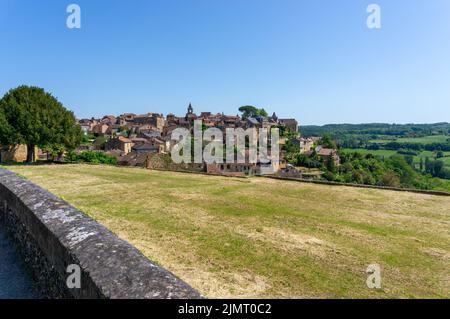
[397,135,450,144]
[4,164,450,298]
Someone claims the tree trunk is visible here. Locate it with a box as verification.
[27,144,35,163]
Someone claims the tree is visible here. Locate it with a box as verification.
[321,133,336,149]
[0,108,13,145]
[238,105,268,119]
[326,154,336,173]
[379,171,400,187]
[93,136,108,150]
[0,86,82,162]
[433,160,444,178]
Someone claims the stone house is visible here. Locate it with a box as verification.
[316,147,340,166]
[278,119,298,133]
[92,123,109,135]
[105,136,132,155]
[132,143,163,154]
[0,144,39,163]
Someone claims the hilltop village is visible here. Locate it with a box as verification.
[75,104,336,177]
[0,103,338,178]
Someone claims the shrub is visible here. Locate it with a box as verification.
[68,151,117,165]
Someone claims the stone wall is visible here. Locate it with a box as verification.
[0,144,28,163]
[0,168,202,299]
[146,153,205,172]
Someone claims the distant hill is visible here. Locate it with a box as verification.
[300,123,450,137]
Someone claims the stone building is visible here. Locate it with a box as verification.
[278,118,298,133]
[104,136,132,155]
[0,145,38,163]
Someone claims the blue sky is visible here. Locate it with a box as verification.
[0,0,449,125]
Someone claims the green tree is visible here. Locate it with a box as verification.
[379,171,400,187]
[94,136,108,150]
[326,155,336,173]
[0,86,82,162]
[239,105,268,119]
[0,108,13,145]
[321,133,336,149]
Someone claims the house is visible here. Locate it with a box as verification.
[206,163,257,176]
[132,143,164,154]
[105,136,132,155]
[78,118,98,134]
[279,119,298,133]
[316,147,340,166]
[141,131,162,139]
[119,113,136,124]
[106,124,121,136]
[246,117,261,128]
[118,152,149,167]
[292,137,314,153]
[130,137,148,145]
[206,152,282,176]
[101,115,117,125]
[133,113,165,131]
[92,123,109,135]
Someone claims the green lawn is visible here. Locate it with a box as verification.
[3,164,450,299]
[397,135,450,144]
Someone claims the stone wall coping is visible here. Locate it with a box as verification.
[0,168,202,299]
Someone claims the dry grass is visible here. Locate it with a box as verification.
[4,164,450,298]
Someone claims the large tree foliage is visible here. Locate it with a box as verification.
[0,86,82,162]
[239,105,268,119]
[0,108,13,145]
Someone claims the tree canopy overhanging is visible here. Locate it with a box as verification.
[0,85,82,162]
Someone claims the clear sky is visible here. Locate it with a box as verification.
[0,0,449,125]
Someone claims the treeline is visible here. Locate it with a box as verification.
[300,123,450,137]
[290,150,449,189]
[381,142,450,152]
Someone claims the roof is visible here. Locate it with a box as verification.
[247,117,260,125]
[149,137,165,144]
[132,143,159,151]
[131,137,148,143]
[317,148,336,156]
[142,132,161,138]
[118,153,148,167]
[279,118,297,123]
[118,136,132,143]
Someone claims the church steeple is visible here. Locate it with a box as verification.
[272,112,278,122]
[187,103,193,115]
